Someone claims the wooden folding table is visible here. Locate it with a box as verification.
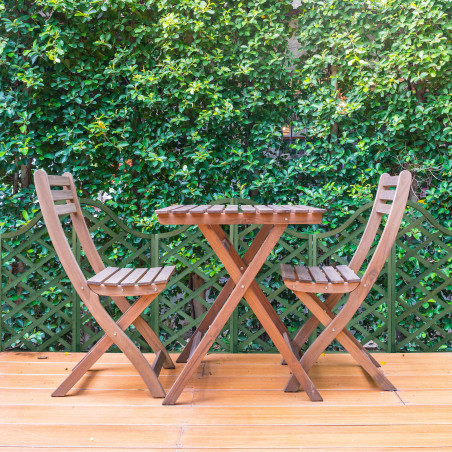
[156,203,326,405]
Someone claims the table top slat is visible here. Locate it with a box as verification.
[224,205,238,214]
[240,205,256,214]
[173,205,197,215]
[255,205,274,214]
[208,205,225,214]
[268,205,291,213]
[156,203,324,225]
[154,205,183,215]
[189,205,211,215]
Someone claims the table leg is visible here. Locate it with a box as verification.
[205,225,321,401]
[210,224,290,337]
[163,224,285,405]
[164,224,322,405]
[176,225,274,363]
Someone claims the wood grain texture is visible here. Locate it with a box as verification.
[0,352,450,449]
[158,211,324,225]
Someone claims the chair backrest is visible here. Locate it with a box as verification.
[34,170,105,297]
[349,170,412,290]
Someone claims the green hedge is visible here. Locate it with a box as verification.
[1,0,451,230]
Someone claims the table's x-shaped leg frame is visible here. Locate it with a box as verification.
[164,223,322,405]
[177,225,293,364]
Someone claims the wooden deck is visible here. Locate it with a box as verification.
[0,352,451,451]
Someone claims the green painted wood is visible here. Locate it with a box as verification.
[1,199,450,353]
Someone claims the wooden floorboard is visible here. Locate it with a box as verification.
[0,352,451,450]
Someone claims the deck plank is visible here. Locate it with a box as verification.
[0,352,450,449]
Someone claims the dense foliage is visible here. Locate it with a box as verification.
[1,0,451,231]
[1,0,450,352]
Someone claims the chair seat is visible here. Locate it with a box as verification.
[87,266,175,296]
[280,263,360,294]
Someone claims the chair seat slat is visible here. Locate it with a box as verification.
[280,264,296,281]
[87,267,120,285]
[121,268,149,286]
[104,268,134,286]
[336,265,361,283]
[308,266,328,283]
[138,267,162,285]
[322,266,344,284]
[153,265,176,284]
[294,265,312,283]
[52,190,74,201]
[55,204,77,215]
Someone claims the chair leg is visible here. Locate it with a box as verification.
[288,293,381,368]
[53,294,165,398]
[111,295,174,369]
[284,291,396,393]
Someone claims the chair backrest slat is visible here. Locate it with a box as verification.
[375,203,392,215]
[48,175,71,186]
[52,190,74,201]
[381,175,399,186]
[348,170,411,292]
[380,190,395,201]
[54,203,77,215]
[34,170,106,297]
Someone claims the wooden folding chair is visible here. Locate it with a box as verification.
[281,171,412,394]
[34,169,175,398]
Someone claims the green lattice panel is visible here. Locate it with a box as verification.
[1,216,74,351]
[394,203,452,352]
[2,198,451,353]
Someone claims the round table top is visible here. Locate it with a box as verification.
[156,204,325,225]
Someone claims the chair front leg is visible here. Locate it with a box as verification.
[285,291,396,393]
[289,293,380,368]
[53,293,165,398]
[111,295,174,369]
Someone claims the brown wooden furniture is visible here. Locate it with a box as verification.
[281,171,412,396]
[156,203,326,404]
[34,170,175,398]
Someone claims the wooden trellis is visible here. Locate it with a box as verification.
[1,199,451,353]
